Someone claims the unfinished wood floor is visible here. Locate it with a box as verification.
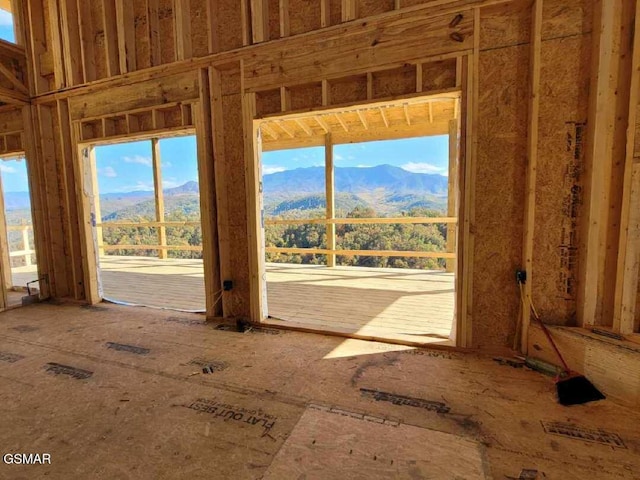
[0,302,639,479]
[34,257,454,343]
[265,263,454,345]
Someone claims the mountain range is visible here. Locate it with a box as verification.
[263,164,448,195]
[3,165,449,218]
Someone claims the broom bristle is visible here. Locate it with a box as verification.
[556,375,605,406]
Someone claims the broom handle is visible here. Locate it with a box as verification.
[530,309,570,372]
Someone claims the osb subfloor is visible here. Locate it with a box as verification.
[94,256,454,343]
[1,302,639,479]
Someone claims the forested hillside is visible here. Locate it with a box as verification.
[3,165,451,269]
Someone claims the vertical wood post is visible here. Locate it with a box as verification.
[22,222,31,266]
[151,138,167,259]
[613,0,640,334]
[325,133,336,267]
[88,147,104,257]
[0,173,13,291]
[446,119,458,273]
[520,0,542,353]
[580,0,630,327]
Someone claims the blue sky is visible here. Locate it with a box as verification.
[262,136,449,175]
[94,136,198,193]
[0,157,29,192]
[0,8,15,43]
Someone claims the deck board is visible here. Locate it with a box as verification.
[7,257,455,342]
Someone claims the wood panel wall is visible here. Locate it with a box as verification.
[4,0,638,352]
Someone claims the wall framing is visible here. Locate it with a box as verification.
[244,80,471,347]
[5,0,639,371]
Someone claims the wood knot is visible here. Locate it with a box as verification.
[449,14,463,28]
[450,32,464,43]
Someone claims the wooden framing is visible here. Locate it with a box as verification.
[0,171,13,294]
[446,118,458,273]
[88,147,104,256]
[581,0,630,327]
[613,0,640,335]
[7,0,640,373]
[324,133,335,267]
[248,83,465,344]
[151,138,167,259]
[196,68,222,318]
[520,0,543,353]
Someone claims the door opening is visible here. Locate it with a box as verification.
[256,94,461,346]
[88,134,205,312]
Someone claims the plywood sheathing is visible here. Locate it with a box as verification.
[210,0,244,53]
[474,2,530,349]
[372,65,416,99]
[329,0,342,26]
[288,0,321,35]
[89,0,107,80]
[157,0,176,65]
[533,0,592,325]
[421,58,457,92]
[265,0,279,40]
[289,82,322,111]
[133,0,151,70]
[189,0,209,57]
[358,0,395,18]
[211,64,251,318]
[2,302,640,478]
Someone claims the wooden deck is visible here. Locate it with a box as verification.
[265,263,454,343]
[7,257,455,343]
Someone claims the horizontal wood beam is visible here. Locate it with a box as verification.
[97,221,201,228]
[263,119,451,151]
[101,244,202,251]
[244,10,473,91]
[266,247,456,259]
[0,86,29,105]
[0,62,28,94]
[0,39,24,57]
[265,216,457,225]
[30,1,502,105]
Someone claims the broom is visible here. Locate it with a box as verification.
[520,284,605,406]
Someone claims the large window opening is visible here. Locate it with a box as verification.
[91,134,205,312]
[0,154,37,306]
[0,1,17,44]
[259,95,460,346]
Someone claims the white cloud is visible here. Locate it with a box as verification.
[0,10,13,27]
[335,154,345,161]
[263,165,286,175]
[163,161,172,168]
[98,166,117,178]
[117,181,153,192]
[356,164,371,168]
[401,162,447,176]
[162,179,182,189]
[0,165,16,173]
[123,155,152,167]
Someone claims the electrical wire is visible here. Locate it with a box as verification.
[212,290,224,309]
